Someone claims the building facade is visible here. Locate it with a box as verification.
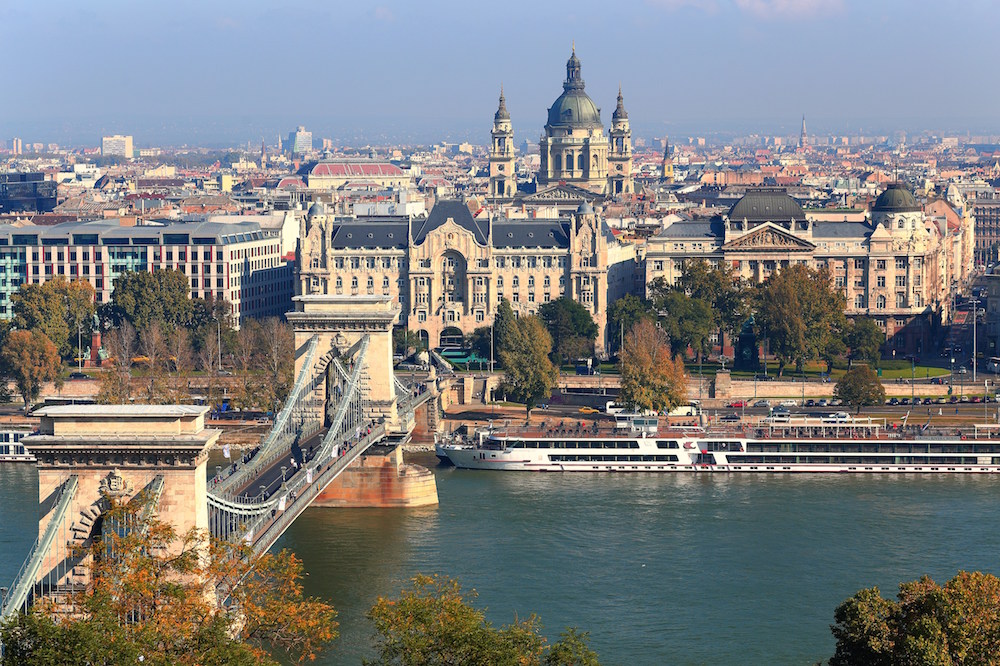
[0,220,292,323]
[101,135,134,159]
[644,185,972,355]
[296,199,638,353]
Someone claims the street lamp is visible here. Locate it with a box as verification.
[972,297,981,383]
[951,357,955,399]
[911,356,915,404]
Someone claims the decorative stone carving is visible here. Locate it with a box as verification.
[724,227,813,251]
[99,469,133,498]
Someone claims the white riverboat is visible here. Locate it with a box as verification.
[443,414,1000,474]
[0,428,34,463]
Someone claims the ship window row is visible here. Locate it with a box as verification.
[549,454,680,463]
[748,442,1000,455]
[506,440,641,449]
[731,455,983,465]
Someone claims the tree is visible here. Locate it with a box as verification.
[834,365,886,414]
[168,326,194,401]
[830,571,1000,666]
[618,319,687,413]
[258,318,294,407]
[608,294,654,356]
[199,324,223,410]
[0,498,338,665]
[1,330,60,410]
[467,326,493,366]
[493,298,522,364]
[538,297,599,365]
[138,321,169,404]
[366,574,600,666]
[110,269,192,330]
[754,264,844,376]
[11,278,96,358]
[97,321,137,404]
[233,320,262,410]
[848,317,885,367]
[654,291,714,362]
[393,327,426,356]
[675,259,749,354]
[499,316,557,417]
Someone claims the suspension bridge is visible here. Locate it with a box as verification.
[0,295,436,621]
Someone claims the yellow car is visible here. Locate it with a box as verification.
[578,406,599,414]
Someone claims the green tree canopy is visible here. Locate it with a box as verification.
[830,571,1000,666]
[493,298,522,365]
[538,297,598,365]
[848,317,885,366]
[109,269,192,330]
[499,315,557,416]
[653,291,714,362]
[366,574,600,666]
[834,365,886,414]
[12,277,96,357]
[618,319,688,412]
[1,329,61,410]
[607,294,654,355]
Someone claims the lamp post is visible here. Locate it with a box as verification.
[911,356,915,404]
[972,297,981,383]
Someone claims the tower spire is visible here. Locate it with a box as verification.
[799,114,807,149]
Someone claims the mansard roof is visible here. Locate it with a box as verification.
[411,199,489,245]
[492,220,570,248]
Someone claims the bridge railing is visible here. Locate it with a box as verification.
[211,335,321,495]
[1,476,78,620]
[208,336,374,546]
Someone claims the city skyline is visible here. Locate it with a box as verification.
[2,0,999,146]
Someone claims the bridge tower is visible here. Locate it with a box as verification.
[12,406,218,608]
[287,294,407,433]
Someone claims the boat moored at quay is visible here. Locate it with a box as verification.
[442,414,1000,473]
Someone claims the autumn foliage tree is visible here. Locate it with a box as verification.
[618,319,687,413]
[367,574,600,666]
[499,315,558,417]
[834,365,886,414]
[1,329,61,410]
[11,277,96,358]
[0,498,338,665]
[830,571,1000,666]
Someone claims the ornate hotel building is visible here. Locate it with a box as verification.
[296,200,638,353]
[644,185,974,355]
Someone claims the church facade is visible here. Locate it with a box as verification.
[488,49,634,202]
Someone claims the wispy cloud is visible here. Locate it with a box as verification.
[374,6,395,22]
[733,0,845,20]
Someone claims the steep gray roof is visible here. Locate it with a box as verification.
[411,200,488,245]
[657,219,724,239]
[728,189,805,223]
[329,221,408,249]
[811,221,874,239]
[493,221,570,248]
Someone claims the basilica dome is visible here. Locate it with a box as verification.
[872,183,920,213]
[545,49,603,130]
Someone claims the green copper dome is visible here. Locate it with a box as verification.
[545,49,602,130]
[872,183,920,213]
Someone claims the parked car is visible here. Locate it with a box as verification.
[972,396,983,403]
[753,399,771,408]
[935,397,947,404]
[68,372,89,380]
[727,400,748,408]
[830,399,843,406]
[949,396,959,404]
[900,398,911,405]
[960,395,970,403]
[818,399,829,407]
[779,400,797,407]
[888,398,900,406]
[922,397,934,405]
[805,399,816,407]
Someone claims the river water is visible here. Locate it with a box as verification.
[3,459,999,665]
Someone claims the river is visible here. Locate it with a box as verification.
[3,459,999,664]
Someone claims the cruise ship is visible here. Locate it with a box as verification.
[0,428,34,463]
[441,414,1000,473]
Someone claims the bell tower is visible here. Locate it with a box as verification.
[661,136,674,183]
[488,86,516,203]
[607,86,633,196]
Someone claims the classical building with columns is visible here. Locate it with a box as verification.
[296,199,639,354]
[487,48,634,202]
[644,185,973,356]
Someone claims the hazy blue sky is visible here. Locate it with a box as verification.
[2,0,997,147]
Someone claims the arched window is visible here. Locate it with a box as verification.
[336,277,342,289]
[351,277,358,288]
[876,295,886,309]
[513,276,519,288]
[577,153,584,170]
